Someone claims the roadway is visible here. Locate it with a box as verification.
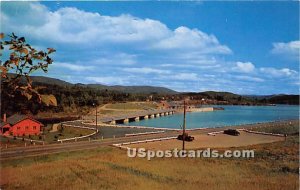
[0,125,249,161]
[0,131,179,160]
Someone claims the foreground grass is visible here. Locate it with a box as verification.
[250,120,299,135]
[1,133,298,190]
[0,136,26,148]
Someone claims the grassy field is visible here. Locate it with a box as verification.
[97,102,159,116]
[42,126,93,142]
[99,109,119,115]
[0,123,298,190]
[0,136,28,148]
[250,121,299,135]
[105,102,158,110]
[31,125,93,143]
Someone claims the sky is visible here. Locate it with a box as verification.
[1,1,299,95]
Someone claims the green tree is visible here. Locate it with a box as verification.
[0,33,57,113]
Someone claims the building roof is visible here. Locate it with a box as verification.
[6,114,43,126]
[0,121,9,127]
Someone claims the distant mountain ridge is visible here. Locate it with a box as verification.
[184,91,299,104]
[28,75,177,94]
[3,74,299,104]
[85,84,178,94]
[31,76,73,87]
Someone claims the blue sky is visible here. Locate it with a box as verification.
[1,1,299,94]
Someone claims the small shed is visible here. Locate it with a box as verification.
[0,121,11,135]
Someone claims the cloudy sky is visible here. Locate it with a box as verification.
[1,1,299,94]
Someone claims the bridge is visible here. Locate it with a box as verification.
[98,109,175,125]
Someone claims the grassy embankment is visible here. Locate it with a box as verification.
[37,125,93,142]
[250,121,299,135]
[0,121,298,190]
[99,102,159,115]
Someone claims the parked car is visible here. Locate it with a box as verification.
[177,133,195,141]
[224,129,240,136]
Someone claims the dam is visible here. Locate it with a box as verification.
[99,109,175,125]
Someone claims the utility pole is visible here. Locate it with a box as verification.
[182,100,186,151]
[96,105,98,128]
[93,103,97,129]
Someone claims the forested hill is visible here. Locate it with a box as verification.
[9,75,300,104]
[243,94,299,105]
[31,76,73,87]
[2,75,298,116]
[267,95,299,105]
[183,91,299,105]
[23,75,178,94]
[85,84,177,94]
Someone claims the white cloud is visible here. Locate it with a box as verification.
[57,62,95,72]
[85,76,128,85]
[271,40,300,61]
[152,26,232,54]
[93,53,137,65]
[161,73,199,81]
[122,67,171,74]
[292,81,300,86]
[259,67,298,78]
[234,75,264,82]
[233,62,255,73]
[1,2,231,55]
[160,64,173,67]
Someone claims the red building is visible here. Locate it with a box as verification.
[0,121,10,135]
[0,114,44,136]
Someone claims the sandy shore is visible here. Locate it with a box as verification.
[127,131,285,150]
[123,119,298,149]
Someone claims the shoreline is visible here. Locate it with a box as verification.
[187,119,299,131]
[114,120,298,151]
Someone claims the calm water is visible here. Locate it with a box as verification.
[123,105,299,129]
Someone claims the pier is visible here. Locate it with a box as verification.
[99,109,175,125]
